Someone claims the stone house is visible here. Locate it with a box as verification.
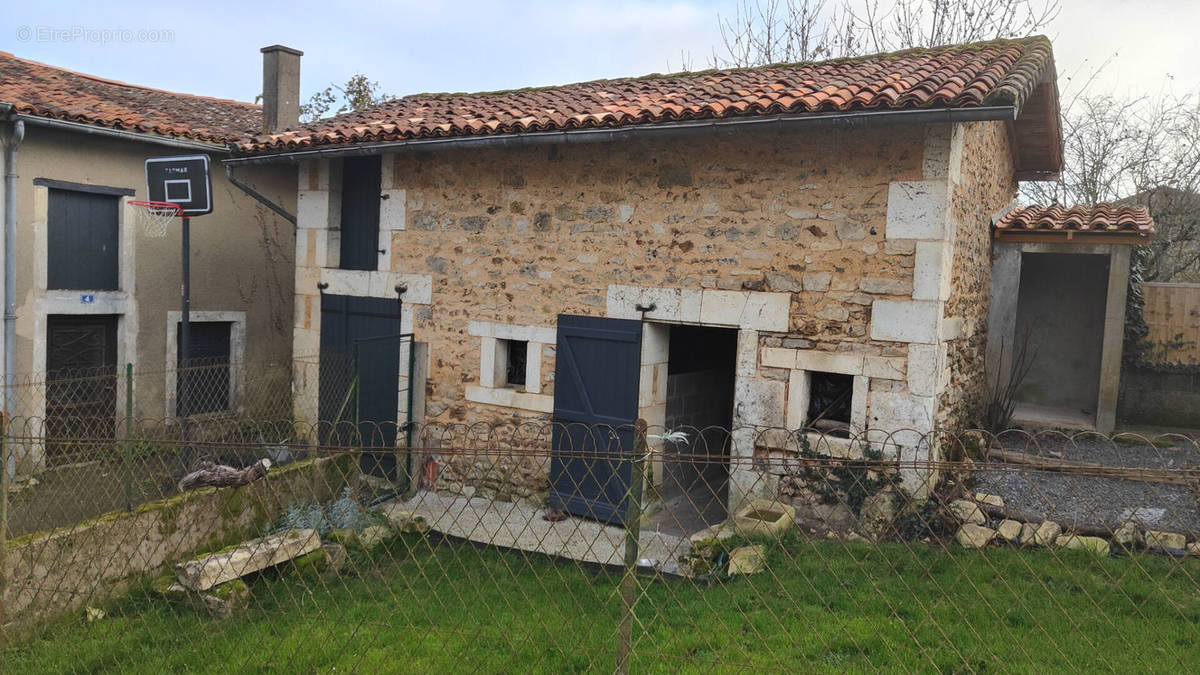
[0,48,297,474]
[229,36,1064,518]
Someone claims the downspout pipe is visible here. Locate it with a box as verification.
[2,106,24,480]
[224,164,296,226]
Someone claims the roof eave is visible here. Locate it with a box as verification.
[993,231,1154,245]
[14,113,231,151]
[1009,51,1064,179]
[227,105,1019,165]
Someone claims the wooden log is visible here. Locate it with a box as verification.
[982,448,1197,486]
[178,458,271,492]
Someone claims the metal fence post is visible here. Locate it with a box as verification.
[616,419,648,675]
[122,363,134,512]
[0,410,9,648]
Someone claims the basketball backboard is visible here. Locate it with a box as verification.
[145,154,212,216]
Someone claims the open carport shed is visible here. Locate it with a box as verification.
[986,204,1155,432]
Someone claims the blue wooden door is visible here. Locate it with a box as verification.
[549,315,643,525]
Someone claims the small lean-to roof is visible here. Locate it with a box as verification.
[994,204,1155,244]
[239,36,1061,176]
[0,51,260,144]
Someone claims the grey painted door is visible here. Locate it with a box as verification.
[46,315,118,460]
[318,294,404,482]
[549,314,643,525]
[47,189,120,291]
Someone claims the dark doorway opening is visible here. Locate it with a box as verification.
[1013,252,1108,423]
[46,315,119,461]
[658,324,737,535]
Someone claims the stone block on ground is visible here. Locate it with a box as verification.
[1056,534,1111,556]
[1187,542,1200,557]
[177,529,320,592]
[732,499,796,538]
[322,543,348,571]
[728,545,767,575]
[974,493,1005,509]
[383,509,431,534]
[356,525,394,551]
[1031,520,1061,547]
[154,573,250,619]
[1018,522,1038,546]
[949,499,985,525]
[956,524,996,549]
[1112,521,1142,548]
[995,519,1022,543]
[1144,530,1187,551]
[859,492,898,541]
[201,579,250,619]
[689,522,736,543]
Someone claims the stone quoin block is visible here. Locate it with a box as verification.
[885,179,949,240]
[869,300,940,344]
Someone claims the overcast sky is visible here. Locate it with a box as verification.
[1,0,1196,107]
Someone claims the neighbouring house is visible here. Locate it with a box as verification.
[986,204,1155,432]
[229,36,1068,520]
[0,48,299,475]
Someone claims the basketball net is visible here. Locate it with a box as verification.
[129,200,182,238]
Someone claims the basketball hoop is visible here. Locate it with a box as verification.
[130,200,182,238]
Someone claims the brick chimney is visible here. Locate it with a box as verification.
[261,45,303,133]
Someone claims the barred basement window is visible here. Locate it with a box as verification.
[177,321,232,416]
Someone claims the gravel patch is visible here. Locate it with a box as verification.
[975,468,1200,535]
[973,432,1200,535]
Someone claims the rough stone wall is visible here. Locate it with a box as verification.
[941,121,1016,429]
[291,121,1017,503]
[387,126,924,424]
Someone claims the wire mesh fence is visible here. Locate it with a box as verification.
[3,412,1200,671]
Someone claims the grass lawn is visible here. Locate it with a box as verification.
[6,533,1200,672]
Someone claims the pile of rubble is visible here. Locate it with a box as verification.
[950,492,1199,557]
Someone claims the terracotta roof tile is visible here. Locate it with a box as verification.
[0,51,260,144]
[241,35,1054,153]
[995,204,1155,237]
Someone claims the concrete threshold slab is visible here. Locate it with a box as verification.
[379,491,692,574]
[1012,402,1097,431]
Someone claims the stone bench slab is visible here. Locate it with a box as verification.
[176,529,320,591]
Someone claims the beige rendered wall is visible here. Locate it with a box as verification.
[291,122,1014,499]
[7,126,295,447]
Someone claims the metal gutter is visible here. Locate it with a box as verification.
[15,114,229,152]
[224,165,297,225]
[225,105,1018,166]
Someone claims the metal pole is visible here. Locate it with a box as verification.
[180,216,190,451]
[616,418,648,675]
[0,411,9,649]
[123,363,133,512]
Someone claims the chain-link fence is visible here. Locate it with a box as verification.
[3,409,1200,670]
